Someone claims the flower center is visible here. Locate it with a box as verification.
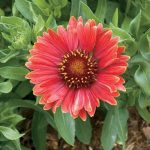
[69,59,85,75]
[59,50,98,89]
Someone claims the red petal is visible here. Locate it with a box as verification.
[48,29,68,52]
[79,109,87,121]
[62,90,75,113]
[77,21,97,52]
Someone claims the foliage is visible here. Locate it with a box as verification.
[0,0,150,150]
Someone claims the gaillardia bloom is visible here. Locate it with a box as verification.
[26,16,129,121]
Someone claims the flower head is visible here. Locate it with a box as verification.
[26,16,129,121]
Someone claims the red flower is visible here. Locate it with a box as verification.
[26,16,129,121]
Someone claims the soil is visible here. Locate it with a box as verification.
[20,108,150,150]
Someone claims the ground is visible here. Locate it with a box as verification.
[20,108,150,150]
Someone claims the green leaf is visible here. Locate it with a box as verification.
[32,0,50,16]
[0,49,19,63]
[110,24,137,56]
[32,111,48,150]
[121,16,132,31]
[105,1,119,24]
[112,8,118,27]
[75,117,92,144]
[79,1,100,22]
[0,8,4,16]
[1,140,22,150]
[101,106,128,150]
[110,24,134,42]
[11,140,22,150]
[70,0,80,17]
[139,29,150,61]
[33,15,45,37]
[134,0,150,26]
[0,126,23,140]
[0,16,31,50]
[15,81,32,98]
[95,0,107,22]
[132,56,150,95]
[0,16,29,28]
[129,11,141,39]
[6,99,56,129]
[0,81,13,93]
[0,114,24,126]
[125,0,132,15]
[136,102,150,122]
[138,93,150,108]
[45,14,57,29]
[15,0,43,22]
[114,107,128,150]
[101,110,117,150]
[54,107,75,145]
[135,66,150,95]
[123,39,137,56]
[0,67,29,81]
[127,89,140,106]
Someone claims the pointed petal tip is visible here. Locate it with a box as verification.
[25,73,29,79]
[79,116,87,121]
[43,105,50,110]
[119,86,126,92]
[78,16,83,22]
[70,16,76,21]
[105,99,117,106]
[61,107,68,113]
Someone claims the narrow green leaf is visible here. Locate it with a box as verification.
[70,0,80,17]
[114,107,128,150]
[34,15,45,36]
[75,117,92,144]
[125,0,132,15]
[45,14,57,29]
[0,67,29,81]
[54,107,75,145]
[79,1,100,22]
[0,8,4,16]
[121,16,132,31]
[101,110,117,150]
[0,126,24,140]
[129,11,141,38]
[112,8,118,27]
[0,81,13,93]
[32,111,48,150]
[105,1,119,23]
[95,0,107,22]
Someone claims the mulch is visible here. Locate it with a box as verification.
[20,108,150,150]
